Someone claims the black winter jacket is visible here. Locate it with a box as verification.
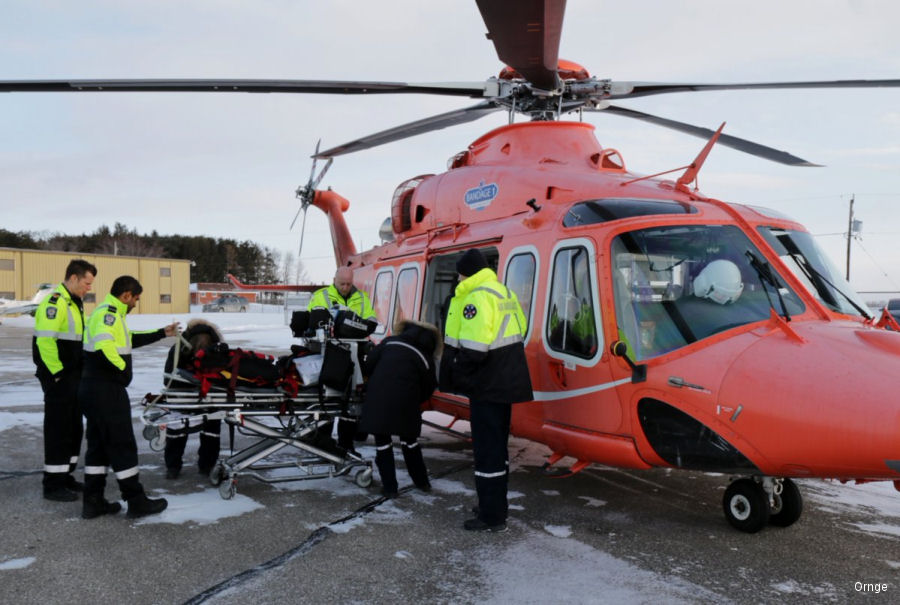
[358,323,438,438]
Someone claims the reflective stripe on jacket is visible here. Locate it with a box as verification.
[82,294,164,385]
[32,283,85,379]
[444,268,533,403]
[308,284,376,320]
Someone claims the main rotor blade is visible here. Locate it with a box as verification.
[476,0,566,91]
[314,101,501,158]
[593,104,820,166]
[609,78,900,99]
[0,79,490,98]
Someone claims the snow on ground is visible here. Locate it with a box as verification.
[133,488,264,526]
[0,557,36,571]
[0,411,42,432]
[473,530,723,604]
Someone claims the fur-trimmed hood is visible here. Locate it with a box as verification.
[395,319,442,357]
[183,318,224,350]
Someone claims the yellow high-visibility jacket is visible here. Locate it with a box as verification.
[32,283,85,381]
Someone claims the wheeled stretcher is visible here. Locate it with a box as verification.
[140,338,374,499]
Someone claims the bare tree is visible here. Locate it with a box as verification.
[281,250,294,284]
[294,260,311,284]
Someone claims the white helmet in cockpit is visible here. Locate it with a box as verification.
[692,259,744,305]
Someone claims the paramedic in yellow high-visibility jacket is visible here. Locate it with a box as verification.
[78,275,178,520]
[308,267,376,320]
[443,249,532,533]
[32,259,97,502]
[309,266,377,452]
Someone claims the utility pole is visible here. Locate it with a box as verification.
[845,195,854,281]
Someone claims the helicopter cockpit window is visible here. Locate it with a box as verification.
[612,225,805,361]
[563,198,696,227]
[547,246,598,358]
[504,252,536,336]
[757,227,870,317]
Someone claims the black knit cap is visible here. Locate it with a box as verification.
[456,248,488,277]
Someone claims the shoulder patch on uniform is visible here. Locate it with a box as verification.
[103,313,117,326]
[46,306,57,319]
[463,304,478,320]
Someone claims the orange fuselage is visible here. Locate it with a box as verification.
[318,120,900,485]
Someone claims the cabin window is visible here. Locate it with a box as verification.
[546,246,598,358]
[0,291,14,299]
[504,252,536,335]
[563,198,696,227]
[392,267,419,332]
[83,293,96,303]
[159,294,172,304]
[372,271,394,334]
[612,224,805,361]
[757,227,865,317]
[160,267,171,277]
[0,259,13,271]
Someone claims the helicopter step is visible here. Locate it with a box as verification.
[541,452,590,478]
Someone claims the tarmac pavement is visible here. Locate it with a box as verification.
[1,320,898,604]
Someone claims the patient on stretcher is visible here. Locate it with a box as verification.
[163,318,321,398]
[163,319,225,479]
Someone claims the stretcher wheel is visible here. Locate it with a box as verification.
[355,468,373,488]
[219,479,236,500]
[142,425,159,441]
[149,434,166,452]
[209,461,226,487]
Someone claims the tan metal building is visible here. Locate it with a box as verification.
[0,247,191,314]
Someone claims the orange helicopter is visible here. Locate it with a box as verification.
[5,0,900,533]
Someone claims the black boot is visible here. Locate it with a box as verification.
[43,471,78,501]
[126,493,168,518]
[375,443,398,498]
[82,494,122,519]
[65,474,84,492]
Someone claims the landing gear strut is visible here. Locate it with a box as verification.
[722,476,803,533]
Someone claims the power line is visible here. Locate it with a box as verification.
[853,238,900,290]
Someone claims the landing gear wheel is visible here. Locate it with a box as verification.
[209,462,226,487]
[142,425,158,441]
[723,478,770,533]
[769,478,803,527]
[355,468,373,488]
[218,478,236,500]
[149,434,165,452]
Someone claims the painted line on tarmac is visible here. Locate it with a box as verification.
[183,459,474,605]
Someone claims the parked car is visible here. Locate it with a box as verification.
[203,294,248,313]
[888,298,900,323]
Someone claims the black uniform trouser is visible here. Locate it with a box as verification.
[337,417,368,450]
[373,433,429,493]
[78,378,145,501]
[164,419,222,472]
[470,400,511,525]
[40,372,84,489]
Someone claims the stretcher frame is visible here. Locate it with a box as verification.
[140,345,374,499]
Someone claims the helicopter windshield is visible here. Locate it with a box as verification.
[612,224,805,361]
[757,227,871,318]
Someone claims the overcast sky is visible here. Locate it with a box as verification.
[3,0,900,291]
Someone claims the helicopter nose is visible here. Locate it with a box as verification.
[717,322,900,479]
